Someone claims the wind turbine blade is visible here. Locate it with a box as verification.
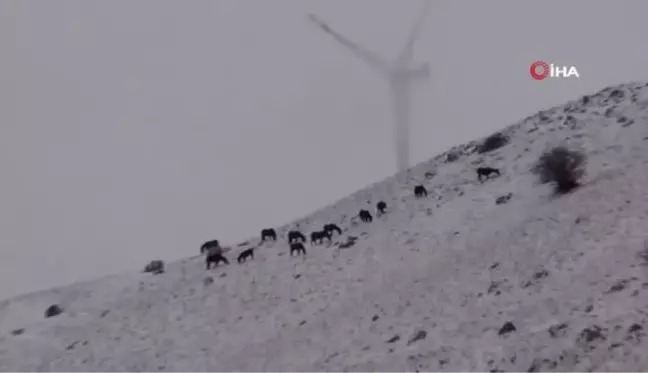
[308,13,391,75]
[395,1,432,67]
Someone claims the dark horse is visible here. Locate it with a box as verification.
[376,201,387,216]
[237,248,254,263]
[323,223,342,236]
[287,230,306,244]
[200,239,220,254]
[260,228,277,242]
[310,230,331,245]
[359,209,373,223]
[477,167,501,182]
[414,185,428,198]
[290,242,306,256]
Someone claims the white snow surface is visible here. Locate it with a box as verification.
[3,82,648,371]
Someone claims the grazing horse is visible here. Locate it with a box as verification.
[237,248,255,263]
[323,223,342,236]
[414,185,428,198]
[200,239,220,254]
[376,201,387,216]
[290,242,306,256]
[260,228,277,242]
[310,230,332,245]
[477,167,501,182]
[359,209,373,223]
[287,230,306,244]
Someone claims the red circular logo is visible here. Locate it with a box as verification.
[530,61,549,80]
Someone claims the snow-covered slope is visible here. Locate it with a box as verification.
[3,82,648,371]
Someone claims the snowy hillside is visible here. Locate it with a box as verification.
[3,82,648,371]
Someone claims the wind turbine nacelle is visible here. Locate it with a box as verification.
[393,63,430,81]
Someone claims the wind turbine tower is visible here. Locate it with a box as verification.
[308,3,431,174]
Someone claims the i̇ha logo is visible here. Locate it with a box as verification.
[530,61,580,80]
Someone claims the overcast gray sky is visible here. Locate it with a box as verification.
[2,0,647,300]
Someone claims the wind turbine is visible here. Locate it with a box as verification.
[307,3,431,175]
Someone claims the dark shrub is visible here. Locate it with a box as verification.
[143,260,164,275]
[531,146,586,194]
[477,132,508,154]
[11,328,25,336]
[45,304,63,318]
[609,89,624,99]
[445,151,459,163]
[495,193,512,205]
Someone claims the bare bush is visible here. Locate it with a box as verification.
[144,260,165,275]
[531,146,586,194]
[477,132,508,154]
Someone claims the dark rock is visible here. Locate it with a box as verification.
[487,281,502,295]
[203,276,214,286]
[445,152,460,163]
[606,279,631,293]
[637,244,648,265]
[386,335,400,343]
[578,325,606,344]
[495,193,513,205]
[628,323,643,333]
[339,237,356,249]
[45,304,63,318]
[548,323,568,338]
[527,358,557,372]
[533,269,549,280]
[143,260,164,275]
[407,329,427,345]
[498,321,516,335]
[10,328,24,336]
[626,323,644,343]
[372,314,380,322]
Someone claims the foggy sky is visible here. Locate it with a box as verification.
[2,0,647,300]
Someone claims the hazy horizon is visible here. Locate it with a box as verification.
[2,0,648,301]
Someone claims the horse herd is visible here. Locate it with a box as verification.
[199,166,502,270]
